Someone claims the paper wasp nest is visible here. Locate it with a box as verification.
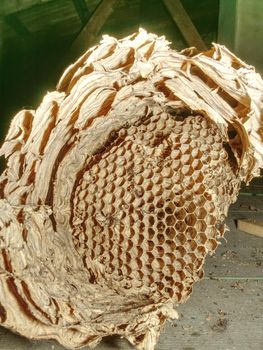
[0,30,262,350]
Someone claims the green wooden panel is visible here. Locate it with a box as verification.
[218,0,237,50]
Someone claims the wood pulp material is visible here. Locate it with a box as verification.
[0,29,262,350]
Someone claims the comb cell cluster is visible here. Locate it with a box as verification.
[72,112,240,302]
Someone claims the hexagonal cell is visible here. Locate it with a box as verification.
[164,240,176,251]
[195,207,207,220]
[204,201,215,213]
[156,281,165,291]
[157,222,165,232]
[181,144,191,153]
[161,167,173,178]
[181,153,192,165]
[174,258,186,270]
[165,226,176,240]
[175,233,186,245]
[148,215,155,226]
[144,192,154,203]
[205,226,217,238]
[126,240,133,252]
[146,240,154,251]
[148,228,155,240]
[183,190,193,202]
[184,177,195,190]
[125,151,134,163]
[147,252,155,263]
[206,135,215,145]
[175,246,186,258]
[137,233,144,245]
[195,232,208,245]
[145,273,155,285]
[172,160,181,171]
[156,246,165,257]
[116,156,127,167]
[144,180,153,191]
[173,184,184,196]
[174,207,186,220]
[142,168,154,179]
[171,149,181,160]
[185,226,197,239]
[123,264,132,276]
[152,173,162,184]
[164,252,176,264]
[195,195,206,207]
[193,183,205,195]
[206,214,217,225]
[210,150,220,161]
[191,149,202,159]
[196,246,206,257]
[175,220,187,232]
[193,171,204,183]
[134,174,144,185]
[174,270,186,281]
[165,202,176,215]
[156,198,165,208]
[163,178,173,190]
[184,213,197,226]
[191,159,203,170]
[152,185,163,196]
[185,202,196,213]
[156,232,165,244]
[124,192,135,205]
[134,185,144,197]
[157,210,165,220]
[205,239,218,252]
[115,177,125,187]
[152,258,164,270]
[174,196,185,208]
[133,163,144,174]
[182,165,194,176]
[165,215,176,226]
[195,220,207,232]
[116,146,126,157]
[184,240,197,252]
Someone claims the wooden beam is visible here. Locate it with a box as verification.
[162,0,207,50]
[72,0,90,25]
[237,219,263,238]
[70,0,118,57]
[0,0,56,16]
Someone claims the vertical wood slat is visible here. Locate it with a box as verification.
[72,0,90,25]
[70,0,118,57]
[162,0,207,50]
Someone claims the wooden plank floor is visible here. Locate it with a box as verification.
[0,197,262,350]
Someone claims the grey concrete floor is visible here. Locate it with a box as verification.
[0,196,263,350]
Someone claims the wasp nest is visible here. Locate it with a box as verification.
[0,29,262,350]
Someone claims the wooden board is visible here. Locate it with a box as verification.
[237,219,263,238]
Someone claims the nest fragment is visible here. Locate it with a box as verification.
[0,29,262,350]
